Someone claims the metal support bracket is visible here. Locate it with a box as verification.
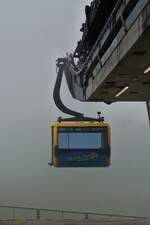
[57,112,104,123]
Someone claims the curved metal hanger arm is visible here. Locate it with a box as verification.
[53,58,84,118]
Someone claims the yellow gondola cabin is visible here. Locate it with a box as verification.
[50,121,111,167]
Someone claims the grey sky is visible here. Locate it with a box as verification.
[0,0,150,217]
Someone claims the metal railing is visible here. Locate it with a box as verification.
[0,205,147,221]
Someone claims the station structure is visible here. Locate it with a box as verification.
[54,0,150,123]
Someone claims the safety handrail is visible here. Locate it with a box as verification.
[0,205,147,221]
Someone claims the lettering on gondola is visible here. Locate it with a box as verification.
[67,152,98,162]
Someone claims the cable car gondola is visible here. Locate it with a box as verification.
[50,120,111,167]
[50,58,111,167]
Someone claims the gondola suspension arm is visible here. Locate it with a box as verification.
[53,58,104,122]
[53,58,84,119]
